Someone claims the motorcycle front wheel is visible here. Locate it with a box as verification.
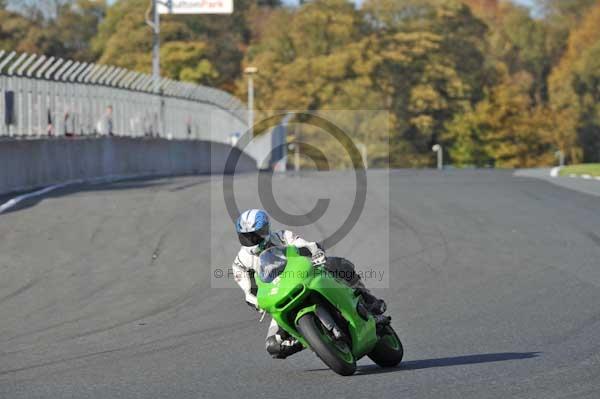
[297,313,356,376]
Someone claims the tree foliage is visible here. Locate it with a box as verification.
[1,0,599,167]
[548,1,600,162]
[445,67,556,167]
[1,0,105,60]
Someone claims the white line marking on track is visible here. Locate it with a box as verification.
[0,183,71,214]
[0,173,158,215]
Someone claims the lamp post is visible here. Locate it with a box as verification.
[147,0,161,94]
[432,144,443,170]
[244,66,257,137]
[555,150,565,168]
[356,142,368,169]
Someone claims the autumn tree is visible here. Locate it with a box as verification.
[1,0,596,167]
[242,0,490,167]
[93,0,279,89]
[52,0,106,61]
[0,6,32,51]
[362,0,489,165]
[0,0,105,61]
[548,1,600,162]
[445,67,556,167]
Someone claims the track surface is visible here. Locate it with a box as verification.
[1,170,599,398]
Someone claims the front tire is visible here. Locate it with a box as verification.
[368,325,404,367]
[297,313,356,376]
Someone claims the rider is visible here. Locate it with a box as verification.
[231,209,387,359]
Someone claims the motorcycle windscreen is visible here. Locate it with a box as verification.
[258,246,288,283]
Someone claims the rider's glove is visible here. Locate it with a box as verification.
[311,249,327,266]
[245,294,259,311]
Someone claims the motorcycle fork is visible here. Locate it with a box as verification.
[315,305,344,340]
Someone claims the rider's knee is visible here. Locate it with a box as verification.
[265,336,281,356]
[325,257,360,286]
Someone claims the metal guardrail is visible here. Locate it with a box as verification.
[0,50,247,141]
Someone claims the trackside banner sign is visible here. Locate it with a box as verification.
[158,0,234,14]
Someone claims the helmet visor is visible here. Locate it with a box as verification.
[237,225,269,247]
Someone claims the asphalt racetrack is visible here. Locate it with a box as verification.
[1,170,599,398]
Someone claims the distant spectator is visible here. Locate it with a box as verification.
[106,106,114,136]
[47,109,54,136]
[96,105,115,136]
[64,111,74,137]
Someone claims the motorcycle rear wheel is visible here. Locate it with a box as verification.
[297,313,356,376]
[368,325,404,367]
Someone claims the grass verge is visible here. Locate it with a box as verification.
[559,164,600,177]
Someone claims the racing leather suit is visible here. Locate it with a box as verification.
[232,230,320,309]
[232,230,319,358]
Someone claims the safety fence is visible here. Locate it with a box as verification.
[0,50,248,142]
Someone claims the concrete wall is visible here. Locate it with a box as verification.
[0,137,257,195]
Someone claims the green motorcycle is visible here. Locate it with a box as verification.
[255,245,404,376]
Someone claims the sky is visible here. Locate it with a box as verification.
[279,0,536,7]
[107,0,536,8]
[49,0,540,7]
[512,0,535,7]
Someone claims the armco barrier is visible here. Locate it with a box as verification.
[0,137,257,195]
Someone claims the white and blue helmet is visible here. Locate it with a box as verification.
[236,209,270,247]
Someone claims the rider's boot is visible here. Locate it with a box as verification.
[266,336,304,359]
[374,314,392,334]
[325,257,387,315]
[353,281,387,315]
[278,339,304,359]
[362,292,387,315]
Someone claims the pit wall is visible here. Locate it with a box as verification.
[0,137,257,195]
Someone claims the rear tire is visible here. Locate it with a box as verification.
[297,313,356,376]
[368,325,404,367]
